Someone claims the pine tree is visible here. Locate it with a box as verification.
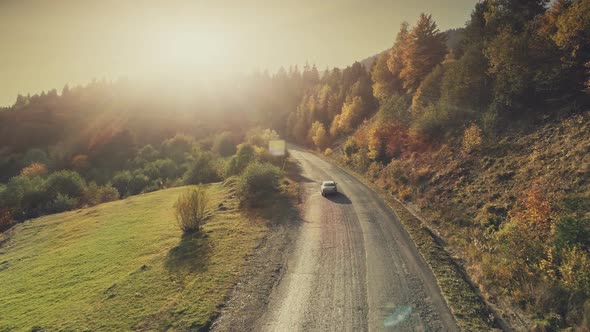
[387,21,410,92]
[399,14,447,93]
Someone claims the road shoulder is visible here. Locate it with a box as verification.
[210,159,302,332]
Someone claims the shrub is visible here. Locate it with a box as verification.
[324,148,333,156]
[412,103,475,142]
[20,163,48,178]
[161,134,194,162]
[46,193,79,213]
[129,171,150,195]
[238,162,282,206]
[135,144,160,164]
[462,122,483,154]
[45,170,86,199]
[343,138,359,158]
[143,179,163,193]
[555,216,590,252]
[154,159,179,180]
[412,104,449,141]
[1,175,48,220]
[85,167,111,185]
[173,186,209,233]
[83,182,120,205]
[98,185,119,203]
[83,182,102,205]
[559,246,590,296]
[197,137,214,151]
[111,170,133,197]
[226,143,257,176]
[184,151,220,184]
[247,128,280,148]
[142,159,179,181]
[213,132,236,157]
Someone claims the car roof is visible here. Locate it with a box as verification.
[322,181,335,185]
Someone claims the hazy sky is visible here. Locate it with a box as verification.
[0,0,476,106]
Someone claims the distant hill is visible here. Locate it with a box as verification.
[359,50,387,70]
[358,28,465,70]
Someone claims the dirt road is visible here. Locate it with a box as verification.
[254,147,458,331]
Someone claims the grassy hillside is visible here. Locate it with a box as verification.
[0,184,267,331]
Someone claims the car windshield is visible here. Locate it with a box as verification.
[323,182,335,186]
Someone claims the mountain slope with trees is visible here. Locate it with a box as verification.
[282,0,590,330]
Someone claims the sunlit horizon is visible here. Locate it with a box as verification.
[0,0,477,106]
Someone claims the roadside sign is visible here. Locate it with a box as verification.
[269,140,286,156]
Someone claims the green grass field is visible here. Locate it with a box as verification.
[0,184,267,331]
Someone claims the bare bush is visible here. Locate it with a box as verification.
[173,186,210,233]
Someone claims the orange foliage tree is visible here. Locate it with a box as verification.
[71,154,91,172]
[368,121,408,162]
[509,186,553,240]
[20,163,48,178]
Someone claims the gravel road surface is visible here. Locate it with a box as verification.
[254,146,458,332]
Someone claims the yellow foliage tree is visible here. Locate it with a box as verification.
[462,123,483,154]
[338,96,366,134]
[310,121,329,150]
[559,246,590,294]
[329,113,343,138]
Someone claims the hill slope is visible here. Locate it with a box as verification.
[333,111,590,329]
[0,184,267,331]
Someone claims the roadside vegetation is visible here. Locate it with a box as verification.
[281,1,590,330]
[174,186,210,233]
[0,127,286,231]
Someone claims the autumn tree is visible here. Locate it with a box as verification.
[20,163,48,178]
[371,52,397,102]
[368,120,408,163]
[485,27,533,114]
[387,22,410,93]
[399,14,447,93]
[336,96,367,134]
[553,0,590,94]
[310,121,329,150]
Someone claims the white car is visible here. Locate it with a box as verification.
[321,181,338,196]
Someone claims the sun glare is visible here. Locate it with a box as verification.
[153,25,238,74]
